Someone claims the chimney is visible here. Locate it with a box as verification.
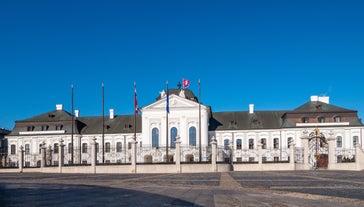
[75,110,80,118]
[109,109,114,119]
[56,104,63,111]
[249,104,254,114]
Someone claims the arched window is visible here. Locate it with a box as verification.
[336,136,342,148]
[249,139,254,149]
[189,126,196,146]
[273,138,279,149]
[152,128,159,148]
[224,139,229,150]
[25,144,30,155]
[82,143,88,153]
[105,142,111,153]
[261,138,267,149]
[170,127,177,148]
[236,139,242,150]
[116,142,122,152]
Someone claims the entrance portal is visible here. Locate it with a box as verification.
[309,128,328,169]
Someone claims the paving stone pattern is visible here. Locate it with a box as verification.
[0,171,363,206]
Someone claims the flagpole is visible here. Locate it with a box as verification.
[134,82,137,141]
[166,80,169,163]
[71,84,74,164]
[198,79,202,162]
[102,83,105,164]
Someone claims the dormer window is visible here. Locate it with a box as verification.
[334,116,341,122]
[318,117,325,123]
[27,126,35,131]
[41,125,49,131]
[302,117,309,123]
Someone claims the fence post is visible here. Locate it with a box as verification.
[355,144,364,171]
[211,136,217,172]
[257,142,263,171]
[18,145,24,173]
[301,130,310,170]
[327,131,336,170]
[289,141,295,170]
[91,137,97,174]
[175,136,181,173]
[40,142,46,169]
[131,138,137,173]
[58,139,65,173]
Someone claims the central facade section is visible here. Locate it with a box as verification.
[141,89,210,162]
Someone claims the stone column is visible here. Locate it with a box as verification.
[40,142,46,168]
[130,138,137,173]
[327,131,336,170]
[211,136,217,172]
[301,130,310,170]
[229,140,234,164]
[175,136,181,173]
[58,139,65,173]
[257,142,263,164]
[355,144,364,171]
[91,137,97,174]
[289,141,295,169]
[18,145,24,173]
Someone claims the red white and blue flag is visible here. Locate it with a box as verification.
[183,79,190,89]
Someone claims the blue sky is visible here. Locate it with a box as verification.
[1,0,364,129]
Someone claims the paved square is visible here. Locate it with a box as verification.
[0,171,363,206]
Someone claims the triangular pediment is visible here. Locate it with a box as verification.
[142,94,201,112]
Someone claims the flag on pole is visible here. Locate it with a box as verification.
[166,81,170,113]
[183,79,190,88]
[134,82,138,114]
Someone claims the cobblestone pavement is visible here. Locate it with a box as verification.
[0,171,364,206]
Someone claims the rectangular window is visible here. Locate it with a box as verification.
[54,143,59,154]
[249,139,254,149]
[261,138,267,149]
[336,136,342,148]
[105,142,111,153]
[128,142,131,150]
[353,136,359,147]
[11,145,16,155]
[273,138,279,149]
[116,142,122,152]
[82,143,88,153]
[68,143,73,154]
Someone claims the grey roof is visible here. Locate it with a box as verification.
[78,115,141,134]
[9,109,142,136]
[293,101,355,113]
[156,89,199,103]
[209,111,287,131]
[19,110,73,122]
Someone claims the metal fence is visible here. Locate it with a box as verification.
[335,148,356,163]
[294,147,304,163]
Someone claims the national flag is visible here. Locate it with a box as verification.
[183,79,190,88]
[166,81,170,113]
[134,82,138,114]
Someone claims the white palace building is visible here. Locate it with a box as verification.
[2,87,364,173]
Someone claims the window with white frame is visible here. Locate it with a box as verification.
[336,136,342,148]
